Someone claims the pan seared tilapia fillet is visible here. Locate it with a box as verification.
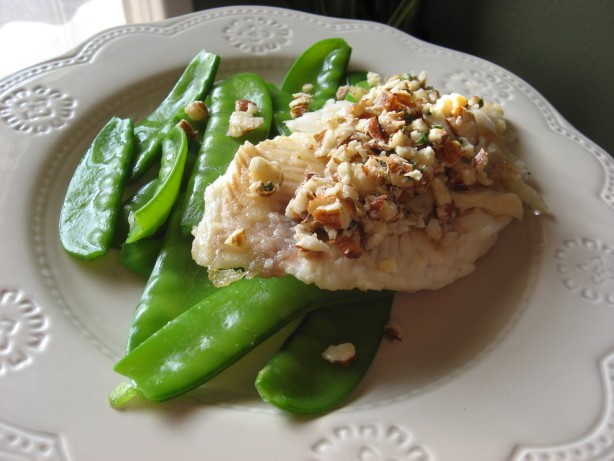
[192,73,546,291]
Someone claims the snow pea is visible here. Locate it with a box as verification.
[130,50,220,182]
[117,126,201,245]
[269,39,351,137]
[126,198,214,352]
[280,38,351,110]
[181,72,272,234]
[109,47,385,410]
[345,80,372,103]
[113,179,158,248]
[59,116,134,260]
[345,70,368,86]
[114,176,173,276]
[113,277,384,402]
[343,71,372,101]
[266,81,292,136]
[255,293,393,414]
[120,239,162,277]
[117,118,202,257]
[126,125,187,243]
[128,74,272,350]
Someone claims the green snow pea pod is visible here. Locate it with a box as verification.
[59,116,134,260]
[266,81,292,136]
[115,176,175,275]
[126,198,214,352]
[181,131,204,188]
[118,126,202,274]
[118,132,199,273]
[181,72,272,234]
[120,127,206,274]
[126,124,188,243]
[120,239,163,277]
[113,179,158,248]
[280,38,351,110]
[113,276,384,403]
[127,74,273,350]
[122,124,204,245]
[268,39,351,137]
[344,80,372,103]
[130,50,220,182]
[255,293,393,414]
[345,70,368,86]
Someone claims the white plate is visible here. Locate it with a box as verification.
[1,6,613,461]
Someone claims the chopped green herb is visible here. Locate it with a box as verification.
[416,133,429,146]
[401,72,418,81]
[432,124,444,129]
[262,181,274,192]
[478,98,484,108]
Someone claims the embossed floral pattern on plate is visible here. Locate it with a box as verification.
[223,17,291,54]
[0,289,48,375]
[0,85,75,135]
[555,237,614,304]
[442,69,514,106]
[311,424,431,461]
[0,418,67,461]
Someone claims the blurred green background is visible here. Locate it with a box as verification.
[194,0,614,157]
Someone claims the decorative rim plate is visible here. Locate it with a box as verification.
[1,6,613,461]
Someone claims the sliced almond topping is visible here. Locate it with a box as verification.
[336,85,349,100]
[311,198,353,229]
[333,234,363,259]
[176,119,197,140]
[322,343,356,367]
[441,140,464,165]
[366,116,385,140]
[235,99,256,112]
[185,101,209,121]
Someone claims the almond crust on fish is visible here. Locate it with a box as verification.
[192,73,546,292]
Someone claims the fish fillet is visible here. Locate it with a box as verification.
[192,73,545,291]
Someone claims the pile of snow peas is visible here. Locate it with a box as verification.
[59,39,394,414]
